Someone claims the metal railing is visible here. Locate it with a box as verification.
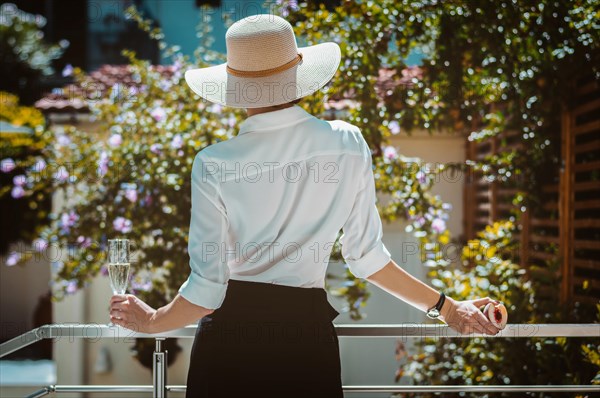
[1,323,598,397]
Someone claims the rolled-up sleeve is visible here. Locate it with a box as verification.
[178,151,230,310]
[339,134,392,279]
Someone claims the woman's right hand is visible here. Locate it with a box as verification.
[440,296,501,335]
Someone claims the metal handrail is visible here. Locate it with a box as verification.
[22,384,600,397]
[1,323,598,397]
[2,323,599,358]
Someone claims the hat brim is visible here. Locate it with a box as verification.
[184,42,341,108]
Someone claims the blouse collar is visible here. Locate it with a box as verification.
[237,104,315,136]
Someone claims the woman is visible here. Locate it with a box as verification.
[109,14,501,398]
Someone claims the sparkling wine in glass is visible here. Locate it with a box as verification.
[107,239,131,326]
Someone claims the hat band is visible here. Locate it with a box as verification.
[226,52,303,78]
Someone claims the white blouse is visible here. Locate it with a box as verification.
[178,104,392,310]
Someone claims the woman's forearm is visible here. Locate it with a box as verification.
[150,294,215,334]
[365,259,453,321]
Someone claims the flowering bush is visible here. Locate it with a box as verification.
[0,92,53,254]
[396,221,599,395]
[1,4,450,326]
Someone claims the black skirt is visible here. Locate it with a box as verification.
[185,279,344,398]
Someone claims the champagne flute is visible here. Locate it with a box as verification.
[107,238,131,326]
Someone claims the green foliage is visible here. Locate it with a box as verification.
[0,3,69,78]
[0,92,53,255]
[285,0,600,388]
[397,221,598,397]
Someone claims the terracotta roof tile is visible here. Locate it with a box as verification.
[35,64,422,113]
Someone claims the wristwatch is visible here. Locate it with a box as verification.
[426,292,446,319]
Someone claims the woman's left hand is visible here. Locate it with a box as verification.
[110,294,157,333]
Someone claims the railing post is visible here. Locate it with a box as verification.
[153,338,168,398]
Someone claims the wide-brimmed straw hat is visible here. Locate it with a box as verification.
[184,14,341,108]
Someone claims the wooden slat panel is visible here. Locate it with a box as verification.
[573,160,600,173]
[478,202,491,211]
[574,140,600,154]
[476,191,490,200]
[497,203,512,211]
[542,184,559,193]
[574,199,600,210]
[572,294,600,304]
[574,180,600,192]
[531,218,559,227]
[576,79,600,96]
[572,258,600,270]
[572,98,600,117]
[572,277,600,290]
[501,130,520,138]
[573,219,600,228]
[475,216,489,225]
[529,251,556,261]
[501,142,524,151]
[573,239,600,250]
[496,188,519,196]
[530,235,560,245]
[560,106,574,305]
[542,202,559,211]
[573,119,600,136]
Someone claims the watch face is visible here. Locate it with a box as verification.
[427,309,440,319]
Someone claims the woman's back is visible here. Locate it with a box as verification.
[179,104,391,310]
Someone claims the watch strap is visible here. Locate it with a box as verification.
[427,292,445,318]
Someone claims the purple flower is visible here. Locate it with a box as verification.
[77,235,92,248]
[170,134,183,149]
[388,120,400,135]
[279,0,299,16]
[210,103,222,114]
[173,59,183,72]
[431,218,446,233]
[100,264,109,277]
[33,158,47,172]
[11,186,25,198]
[1,158,16,173]
[158,80,173,91]
[62,63,74,77]
[60,211,79,233]
[108,134,123,147]
[131,278,152,292]
[66,280,78,295]
[383,146,398,162]
[32,238,48,252]
[228,116,236,128]
[150,107,167,122]
[13,175,26,186]
[150,143,163,154]
[109,83,121,101]
[113,217,132,234]
[57,134,71,147]
[416,170,427,184]
[6,252,21,266]
[125,188,137,203]
[141,193,153,207]
[97,151,109,177]
[53,166,69,182]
